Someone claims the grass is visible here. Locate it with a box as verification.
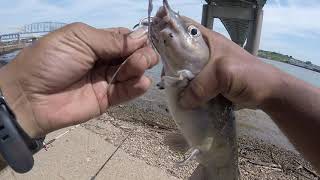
[258,50,293,63]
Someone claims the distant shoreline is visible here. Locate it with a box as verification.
[286,61,320,73]
[258,50,320,73]
[1,49,320,74]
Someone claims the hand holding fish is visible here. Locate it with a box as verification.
[0,23,158,138]
[178,18,320,173]
[178,18,284,110]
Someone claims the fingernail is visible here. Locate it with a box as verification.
[145,76,153,86]
[143,53,152,68]
[148,76,153,84]
[129,26,148,39]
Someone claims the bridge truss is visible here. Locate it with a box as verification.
[0,22,67,42]
[202,0,267,55]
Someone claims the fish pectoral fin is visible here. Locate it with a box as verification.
[177,70,195,80]
[176,148,200,167]
[163,70,194,88]
[162,76,181,87]
[163,76,189,88]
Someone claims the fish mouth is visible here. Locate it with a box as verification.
[163,0,170,9]
[150,0,179,45]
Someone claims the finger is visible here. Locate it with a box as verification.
[102,27,131,34]
[95,26,148,60]
[111,47,159,82]
[107,76,152,106]
[106,65,120,82]
[63,23,148,62]
[179,60,220,109]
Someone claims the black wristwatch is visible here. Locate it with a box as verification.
[0,88,44,173]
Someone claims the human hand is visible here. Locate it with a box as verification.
[178,17,320,174]
[0,23,158,137]
[179,18,283,109]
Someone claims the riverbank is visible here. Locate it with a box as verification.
[2,88,318,179]
[0,43,25,56]
[0,50,20,68]
[86,84,319,179]
[258,50,320,73]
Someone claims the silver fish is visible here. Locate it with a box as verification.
[150,1,238,179]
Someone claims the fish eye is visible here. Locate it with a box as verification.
[188,25,200,37]
[191,29,198,36]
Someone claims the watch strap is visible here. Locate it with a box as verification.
[0,98,34,173]
[0,88,34,173]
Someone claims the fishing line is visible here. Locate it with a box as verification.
[42,125,81,150]
[90,132,132,180]
[107,0,156,92]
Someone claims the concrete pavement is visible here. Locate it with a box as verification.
[0,126,179,180]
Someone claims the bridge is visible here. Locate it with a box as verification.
[0,22,66,42]
[202,0,267,55]
[0,22,66,55]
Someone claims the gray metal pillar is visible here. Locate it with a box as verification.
[201,2,264,56]
[201,4,214,29]
[17,34,20,44]
[31,37,37,44]
[245,8,264,56]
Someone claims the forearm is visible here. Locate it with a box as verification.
[0,65,46,172]
[0,63,42,138]
[262,71,320,172]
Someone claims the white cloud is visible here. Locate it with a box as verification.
[260,1,320,65]
[262,5,320,38]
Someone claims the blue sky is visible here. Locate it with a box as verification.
[1,0,319,65]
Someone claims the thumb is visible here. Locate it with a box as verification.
[179,61,220,109]
[93,26,148,61]
[67,23,148,62]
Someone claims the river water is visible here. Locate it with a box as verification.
[1,50,319,88]
[0,50,20,68]
[147,58,320,87]
[262,58,320,87]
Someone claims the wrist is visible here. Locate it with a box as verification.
[247,60,286,111]
[0,63,43,138]
[259,66,292,112]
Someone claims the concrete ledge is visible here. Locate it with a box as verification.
[96,148,178,180]
[0,126,178,180]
